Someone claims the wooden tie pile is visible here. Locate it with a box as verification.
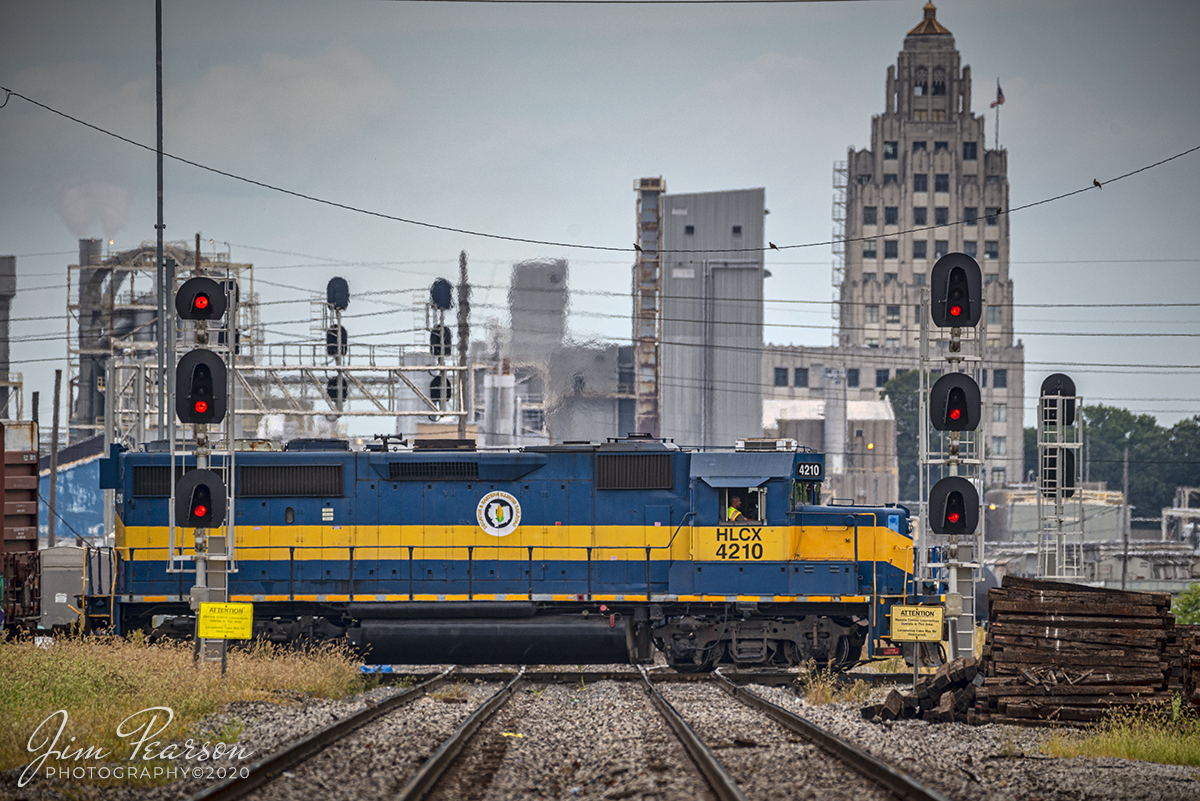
[973,576,1185,726]
[861,656,981,723]
[1180,624,1200,708]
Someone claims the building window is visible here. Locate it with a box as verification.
[934,240,949,258]
[985,241,999,259]
[934,141,949,152]
[932,110,946,122]
[884,174,898,184]
[862,239,877,258]
[732,225,742,235]
[992,436,1007,456]
[884,240,898,259]
[846,368,860,388]
[964,241,977,258]
[863,206,877,225]
[913,240,927,259]
[994,369,1007,388]
[980,369,987,388]
[991,467,1006,485]
[988,304,1001,325]
[964,207,978,226]
[862,271,877,283]
[685,225,695,235]
[913,110,928,121]
[913,173,928,192]
[935,173,950,192]
[985,272,999,284]
[866,337,879,348]
[986,175,1001,184]
[913,207,927,225]
[913,67,927,96]
[963,141,977,160]
[876,368,890,387]
[932,67,946,96]
[857,174,872,184]
[913,141,927,152]
[884,206,898,225]
[774,367,788,387]
[865,304,879,324]
[884,272,898,284]
[993,403,1007,423]
[886,304,901,323]
[913,273,926,287]
[883,141,898,159]
[886,337,900,348]
[794,367,808,388]
[986,206,1000,225]
[935,207,948,226]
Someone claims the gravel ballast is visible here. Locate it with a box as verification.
[427,679,717,801]
[750,682,1200,801]
[658,682,897,801]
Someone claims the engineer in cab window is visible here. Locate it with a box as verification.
[727,494,744,522]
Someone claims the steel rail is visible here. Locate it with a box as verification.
[383,669,916,687]
[188,666,456,801]
[638,666,749,801]
[711,672,954,801]
[395,666,527,801]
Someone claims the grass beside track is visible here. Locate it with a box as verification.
[0,632,367,782]
[1042,698,1200,767]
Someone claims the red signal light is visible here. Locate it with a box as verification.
[950,304,963,317]
[949,407,962,420]
[193,293,210,312]
[193,504,208,518]
[194,400,209,414]
[947,511,961,524]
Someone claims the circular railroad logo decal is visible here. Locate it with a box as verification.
[476,491,521,537]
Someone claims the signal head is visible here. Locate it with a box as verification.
[929,372,981,432]
[930,253,982,328]
[176,277,227,321]
[175,469,227,529]
[929,477,979,535]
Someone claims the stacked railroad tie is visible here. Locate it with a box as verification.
[973,576,1185,727]
[861,656,981,724]
[1175,624,1200,708]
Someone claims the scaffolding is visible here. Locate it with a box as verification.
[67,240,259,447]
[831,161,848,345]
[632,177,665,437]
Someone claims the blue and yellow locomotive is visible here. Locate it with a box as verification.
[100,435,918,670]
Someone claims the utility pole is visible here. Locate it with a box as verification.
[154,0,166,439]
[456,251,470,441]
[1121,445,1130,590]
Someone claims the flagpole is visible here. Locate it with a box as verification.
[994,78,1000,149]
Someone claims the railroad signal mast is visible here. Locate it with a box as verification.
[1036,373,1084,579]
[919,253,986,661]
[172,272,238,665]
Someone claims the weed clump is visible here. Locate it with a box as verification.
[1042,697,1200,767]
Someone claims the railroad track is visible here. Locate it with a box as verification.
[189,666,944,801]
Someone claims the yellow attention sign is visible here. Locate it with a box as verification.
[198,602,254,640]
[890,604,944,642]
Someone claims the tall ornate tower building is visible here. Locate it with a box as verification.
[764,3,1025,495]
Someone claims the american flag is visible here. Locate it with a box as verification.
[990,82,1005,108]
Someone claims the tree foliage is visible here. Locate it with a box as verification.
[1173,583,1200,625]
[880,369,919,502]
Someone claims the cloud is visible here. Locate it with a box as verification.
[171,42,405,177]
[54,181,130,238]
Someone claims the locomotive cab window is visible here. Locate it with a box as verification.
[791,481,821,509]
[721,487,763,523]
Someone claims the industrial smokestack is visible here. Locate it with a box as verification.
[0,256,15,416]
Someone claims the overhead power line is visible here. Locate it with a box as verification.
[3,86,1197,254]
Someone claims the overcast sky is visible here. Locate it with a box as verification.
[2,0,1199,437]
